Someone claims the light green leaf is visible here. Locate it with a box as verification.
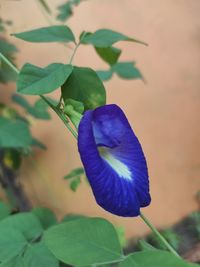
[64,167,84,179]
[0,228,27,263]
[64,99,84,114]
[0,117,32,148]
[17,63,73,95]
[61,66,106,110]
[0,212,43,241]
[0,200,11,220]
[44,217,123,266]
[95,46,121,65]
[12,26,75,43]
[81,29,147,47]
[57,0,80,22]
[96,70,113,81]
[137,240,157,251]
[23,242,59,267]
[119,251,194,267]
[32,207,57,230]
[112,62,143,80]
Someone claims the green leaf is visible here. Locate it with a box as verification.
[31,138,47,150]
[32,207,57,230]
[64,99,84,114]
[95,46,121,65]
[112,62,143,80]
[81,29,147,47]
[96,70,113,81]
[0,200,11,220]
[64,167,84,179]
[0,256,25,267]
[57,0,81,22]
[3,149,22,170]
[57,2,73,21]
[137,240,157,251]
[0,212,43,241]
[115,226,127,248]
[0,117,32,148]
[13,94,52,120]
[61,66,106,110]
[44,217,123,266]
[12,26,75,43]
[70,177,81,192]
[119,251,194,267]
[0,228,27,263]
[0,38,18,55]
[23,242,59,267]
[62,214,87,222]
[17,63,73,95]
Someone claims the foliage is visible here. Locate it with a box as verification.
[0,1,199,267]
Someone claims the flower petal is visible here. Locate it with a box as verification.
[78,104,151,217]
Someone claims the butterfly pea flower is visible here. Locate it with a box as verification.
[78,104,151,217]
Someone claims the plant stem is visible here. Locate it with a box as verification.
[40,95,78,139]
[0,53,19,74]
[0,52,78,139]
[69,42,80,64]
[140,212,180,258]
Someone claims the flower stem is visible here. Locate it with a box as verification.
[140,212,181,258]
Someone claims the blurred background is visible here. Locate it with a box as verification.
[0,0,200,240]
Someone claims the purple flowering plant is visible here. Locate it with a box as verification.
[0,1,197,267]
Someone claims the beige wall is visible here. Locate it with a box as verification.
[1,0,200,238]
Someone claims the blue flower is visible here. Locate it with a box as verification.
[78,104,151,217]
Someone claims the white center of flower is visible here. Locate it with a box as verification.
[98,147,132,181]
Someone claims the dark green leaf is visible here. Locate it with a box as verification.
[70,177,81,192]
[32,207,57,230]
[0,228,27,263]
[23,242,59,267]
[0,212,43,241]
[81,29,147,47]
[44,217,123,266]
[0,117,32,148]
[112,62,143,80]
[95,46,121,65]
[17,63,73,95]
[31,138,47,150]
[0,200,11,220]
[0,38,18,55]
[61,66,106,110]
[119,251,194,267]
[57,0,81,21]
[96,70,113,81]
[3,149,22,170]
[12,26,75,43]
[57,2,73,21]
[64,167,84,179]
